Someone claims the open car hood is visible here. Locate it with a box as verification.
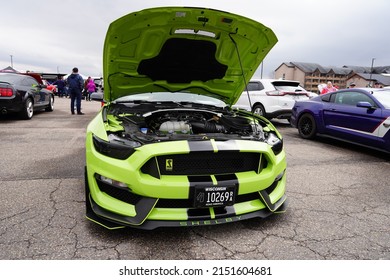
[103,7,278,105]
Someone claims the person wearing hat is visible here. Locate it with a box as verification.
[349,82,356,88]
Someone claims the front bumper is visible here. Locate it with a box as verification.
[85,132,287,230]
[86,187,288,230]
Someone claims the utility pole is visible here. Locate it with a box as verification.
[369,58,375,87]
[260,61,264,79]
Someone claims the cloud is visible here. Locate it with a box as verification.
[1,0,389,78]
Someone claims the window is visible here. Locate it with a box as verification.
[246,82,263,91]
[333,91,376,107]
[21,77,38,87]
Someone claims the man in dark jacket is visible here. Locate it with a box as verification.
[67,67,84,115]
[53,76,66,97]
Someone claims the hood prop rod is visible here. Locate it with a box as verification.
[229,30,259,134]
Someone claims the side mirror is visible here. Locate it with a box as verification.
[356,101,375,109]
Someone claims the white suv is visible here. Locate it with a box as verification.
[234,79,313,120]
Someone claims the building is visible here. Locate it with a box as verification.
[347,72,390,88]
[275,62,390,92]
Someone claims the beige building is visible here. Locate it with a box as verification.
[274,62,390,93]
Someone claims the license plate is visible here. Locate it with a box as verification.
[194,185,236,208]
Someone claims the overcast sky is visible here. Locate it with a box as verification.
[1,0,388,78]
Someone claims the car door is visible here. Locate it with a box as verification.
[234,81,263,111]
[322,91,384,147]
[24,76,47,105]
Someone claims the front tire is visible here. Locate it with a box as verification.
[297,113,317,139]
[45,95,54,112]
[252,104,266,117]
[20,98,33,120]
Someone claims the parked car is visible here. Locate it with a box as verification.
[92,77,103,91]
[42,79,57,94]
[85,7,287,230]
[234,79,312,121]
[0,72,54,119]
[291,88,390,153]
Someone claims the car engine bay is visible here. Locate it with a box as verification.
[106,103,277,145]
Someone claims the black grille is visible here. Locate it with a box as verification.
[142,151,265,176]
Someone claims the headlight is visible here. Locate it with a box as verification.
[266,133,283,155]
[92,134,141,159]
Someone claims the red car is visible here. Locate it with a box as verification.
[43,79,57,94]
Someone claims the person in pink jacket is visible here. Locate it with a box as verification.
[321,81,338,94]
[86,79,96,101]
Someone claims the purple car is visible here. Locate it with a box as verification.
[291,88,390,153]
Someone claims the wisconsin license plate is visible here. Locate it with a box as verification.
[194,185,236,208]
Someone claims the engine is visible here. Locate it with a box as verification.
[148,110,263,137]
[113,108,266,144]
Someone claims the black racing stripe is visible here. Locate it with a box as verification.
[189,140,240,152]
[187,208,211,220]
[215,139,240,151]
[214,206,236,218]
[188,174,212,220]
[214,174,239,195]
[188,175,213,209]
[188,140,214,152]
[214,174,239,184]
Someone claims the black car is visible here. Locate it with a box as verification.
[0,72,54,119]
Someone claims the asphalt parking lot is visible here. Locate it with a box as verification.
[0,96,389,260]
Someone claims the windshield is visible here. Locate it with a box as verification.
[373,90,390,109]
[272,81,306,92]
[274,85,306,92]
[114,92,227,107]
[0,73,21,84]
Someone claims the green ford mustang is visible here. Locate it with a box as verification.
[85,6,287,229]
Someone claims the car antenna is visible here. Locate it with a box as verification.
[228,30,259,134]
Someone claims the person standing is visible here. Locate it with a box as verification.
[83,76,92,100]
[67,67,84,115]
[86,78,96,101]
[53,76,66,97]
[321,81,338,94]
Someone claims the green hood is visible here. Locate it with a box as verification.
[103,7,277,105]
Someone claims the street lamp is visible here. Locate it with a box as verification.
[10,55,13,68]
